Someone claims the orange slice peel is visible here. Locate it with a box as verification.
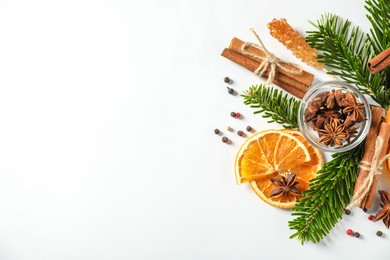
[235,129,324,209]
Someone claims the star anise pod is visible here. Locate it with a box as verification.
[373,190,390,229]
[307,114,326,130]
[345,124,360,143]
[319,108,342,123]
[304,96,323,122]
[270,173,301,198]
[334,89,345,107]
[317,118,348,147]
[342,92,365,122]
[343,115,354,128]
[315,91,330,104]
[326,89,337,109]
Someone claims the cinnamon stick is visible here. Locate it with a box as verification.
[360,122,390,209]
[229,37,314,87]
[384,110,390,175]
[368,47,390,74]
[221,48,306,99]
[353,106,383,209]
[385,107,390,123]
[363,108,390,208]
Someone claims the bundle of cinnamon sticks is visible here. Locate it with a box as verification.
[353,107,390,210]
[352,47,390,209]
[221,37,314,99]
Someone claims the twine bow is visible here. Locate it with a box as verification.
[241,28,303,86]
[346,136,390,210]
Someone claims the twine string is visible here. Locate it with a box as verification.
[241,28,303,86]
[346,136,390,210]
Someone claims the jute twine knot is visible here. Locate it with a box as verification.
[346,136,390,210]
[241,28,303,86]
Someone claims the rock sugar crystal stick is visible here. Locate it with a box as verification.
[268,18,323,69]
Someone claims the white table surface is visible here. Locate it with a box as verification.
[0,0,389,259]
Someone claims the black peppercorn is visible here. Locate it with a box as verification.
[354,232,360,238]
[224,77,231,83]
[237,130,244,136]
[230,112,236,117]
[376,231,383,237]
[344,209,351,215]
[363,208,368,212]
[246,126,253,132]
[227,87,235,95]
[214,128,220,135]
[222,137,229,143]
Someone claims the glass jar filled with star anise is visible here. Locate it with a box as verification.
[298,81,371,152]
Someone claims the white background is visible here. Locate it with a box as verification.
[0,0,389,259]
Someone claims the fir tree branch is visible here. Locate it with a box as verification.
[288,0,389,244]
[241,84,300,129]
[306,13,390,108]
[240,0,388,245]
[289,145,364,244]
[365,0,390,52]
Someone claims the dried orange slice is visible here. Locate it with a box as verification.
[235,129,323,208]
[284,129,324,181]
[386,146,390,177]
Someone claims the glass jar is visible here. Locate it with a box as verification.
[298,81,371,153]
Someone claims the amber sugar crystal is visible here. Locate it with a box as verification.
[268,18,323,69]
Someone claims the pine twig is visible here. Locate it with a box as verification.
[365,0,390,52]
[306,13,390,109]
[288,0,389,244]
[289,145,364,244]
[240,0,389,245]
[241,85,300,129]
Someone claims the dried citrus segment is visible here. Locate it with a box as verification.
[386,146,390,177]
[235,129,323,209]
[236,130,310,184]
[285,130,324,184]
[235,137,275,184]
[258,132,311,171]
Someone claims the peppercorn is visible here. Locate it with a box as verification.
[363,208,368,212]
[344,209,351,215]
[346,229,354,236]
[246,126,253,132]
[222,137,229,143]
[235,112,241,118]
[224,77,231,83]
[237,130,244,136]
[376,231,383,237]
[214,128,220,135]
[227,87,235,95]
[368,215,374,221]
[226,126,233,132]
[354,232,360,238]
[230,112,236,117]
